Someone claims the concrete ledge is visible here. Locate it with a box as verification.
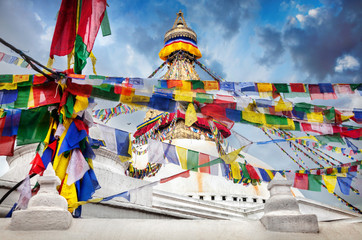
[261,214,319,233]
[1,218,361,240]
[9,209,72,231]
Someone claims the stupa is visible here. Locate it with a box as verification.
[1,11,358,222]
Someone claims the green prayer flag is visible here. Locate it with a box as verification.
[308,174,322,192]
[100,10,111,37]
[239,163,251,181]
[195,93,213,103]
[17,107,50,146]
[89,75,106,80]
[191,80,204,90]
[65,94,75,118]
[187,150,199,172]
[294,103,313,113]
[315,134,345,145]
[91,85,119,101]
[273,83,289,93]
[294,121,301,131]
[0,74,13,83]
[283,92,309,98]
[265,114,288,126]
[17,75,33,87]
[14,86,31,108]
[197,158,223,169]
[350,84,360,91]
[323,107,335,121]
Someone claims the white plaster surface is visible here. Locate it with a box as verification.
[0,218,361,240]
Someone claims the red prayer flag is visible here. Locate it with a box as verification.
[49,0,77,58]
[199,153,210,174]
[32,82,61,107]
[290,83,305,92]
[0,117,16,156]
[74,0,107,73]
[293,173,309,190]
[340,129,362,139]
[245,164,260,180]
[160,170,190,184]
[67,81,93,97]
[29,153,45,175]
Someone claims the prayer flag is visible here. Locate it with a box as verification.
[160,170,190,183]
[97,124,131,157]
[66,149,90,185]
[162,142,179,165]
[230,162,241,180]
[293,173,308,190]
[58,121,87,155]
[148,139,166,164]
[29,153,46,175]
[245,164,260,180]
[185,103,197,127]
[0,90,17,104]
[275,98,292,112]
[74,0,107,73]
[49,0,77,58]
[2,109,21,136]
[187,150,199,172]
[337,177,352,195]
[308,174,322,192]
[290,83,305,92]
[176,146,188,170]
[322,175,337,193]
[16,175,31,210]
[258,168,274,182]
[198,153,210,174]
[17,107,50,146]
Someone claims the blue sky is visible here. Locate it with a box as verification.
[0,0,361,211]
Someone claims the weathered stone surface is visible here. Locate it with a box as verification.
[9,164,72,231]
[261,173,319,233]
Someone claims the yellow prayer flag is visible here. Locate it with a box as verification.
[60,174,78,212]
[16,59,24,66]
[335,147,342,154]
[176,146,188,170]
[0,83,17,90]
[230,162,241,180]
[265,169,274,180]
[54,153,70,181]
[221,148,242,164]
[257,83,273,92]
[307,112,324,123]
[43,118,58,147]
[27,86,35,108]
[185,103,197,127]
[242,111,266,125]
[132,95,150,103]
[174,90,194,102]
[322,175,337,193]
[120,94,133,103]
[73,95,89,113]
[287,135,318,142]
[259,92,273,98]
[203,81,219,91]
[275,98,293,112]
[13,74,29,83]
[180,81,191,91]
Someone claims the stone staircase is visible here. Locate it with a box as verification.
[152,190,265,220]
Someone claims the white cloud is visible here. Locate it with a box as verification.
[335,55,360,72]
[296,14,305,23]
[308,8,319,18]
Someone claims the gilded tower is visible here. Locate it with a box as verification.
[142,11,222,141]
